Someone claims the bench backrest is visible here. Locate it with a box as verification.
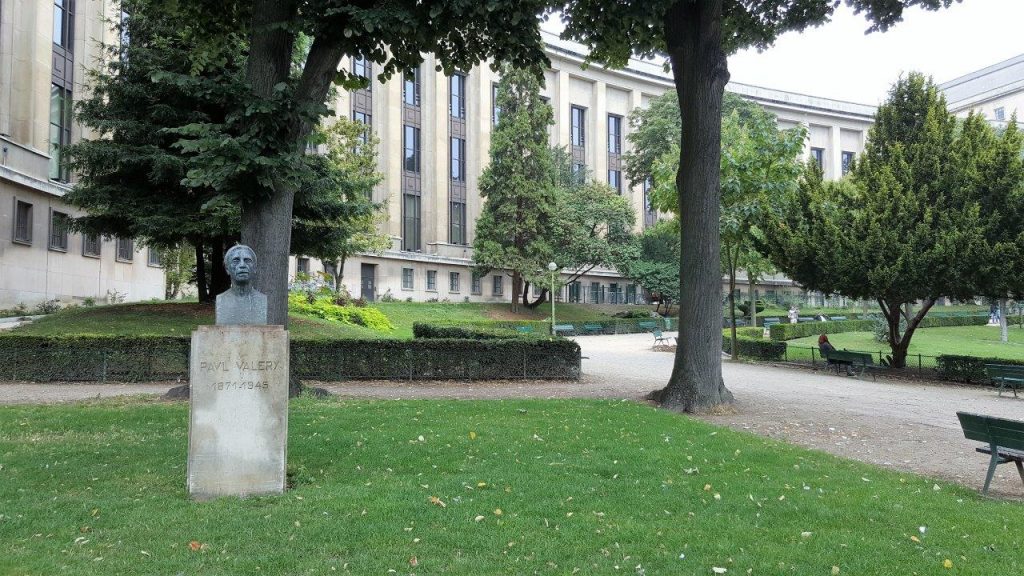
[554,324,574,332]
[823,350,873,365]
[516,326,534,333]
[638,321,656,330]
[584,323,602,329]
[985,364,1024,379]
[831,316,847,321]
[957,411,1024,451]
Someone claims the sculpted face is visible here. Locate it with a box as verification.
[225,246,257,285]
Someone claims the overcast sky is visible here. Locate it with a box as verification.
[727,1,1024,104]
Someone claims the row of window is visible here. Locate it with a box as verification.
[401,268,504,296]
[810,148,857,176]
[10,199,155,264]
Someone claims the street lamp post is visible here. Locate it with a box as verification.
[547,262,558,335]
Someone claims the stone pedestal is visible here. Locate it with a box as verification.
[187,325,289,499]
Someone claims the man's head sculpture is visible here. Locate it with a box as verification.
[224,244,257,286]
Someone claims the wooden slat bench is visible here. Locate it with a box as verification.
[956,411,1024,494]
[821,349,879,380]
[553,324,575,336]
[516,326,534,335]
[985,364,1023,398]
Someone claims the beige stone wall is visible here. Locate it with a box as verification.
[0,0,165,308]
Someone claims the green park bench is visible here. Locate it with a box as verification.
[652,329,674,349]
[637,321,658,332]
[956,411,1024,494]
[985,364,1024,398]
[821,349,880,380]
[516,326,534,335]
[797,316,815,323]
[553,324,575,336]
[830,316,848,321]
[583,323,605,335]
[762,318,781,327]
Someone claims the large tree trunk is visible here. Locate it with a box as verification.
[525,288,548,309]
[653,0,733,412]
[510,272,522,313]
[999,297,1008,343]
[209,238,231,298]
[726,245,738,361]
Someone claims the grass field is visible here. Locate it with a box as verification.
[1,398,1020,575]
[9,301,653,340]
[787,325,1024,366]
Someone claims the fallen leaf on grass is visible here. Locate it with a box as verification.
[409,556,418,567]
[188,541,202,552]
[943,559,953,569]
[712,567,727,574]
[910,536,921,543]
[428,496,446,508]
[831,566,840,575]
[469,431,477,440]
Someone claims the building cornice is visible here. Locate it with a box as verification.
[0,164,70,197]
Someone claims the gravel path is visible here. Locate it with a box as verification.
[2,333,1022,497]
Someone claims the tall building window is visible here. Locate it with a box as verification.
[353,111,371,145]
[148,248,163,267]
[403,67,420,107]
[643,177,656,228]
[841,151,855,176]
[471,274,482,295]
[810,147,824,170]
[492,275,504,296]
[607,114,622,154]
[116,237,134,262]
[402,268,414,289]
[426,270,437,291]
[53,0,75,49]
[608,170,622,193]
[13,200,33,244]
[49,85,72,182]
[48,210,69,252]
[449,272,461,293]
[491,83,501,126]
[450,137,465,181]
[402,194,421,251]
[353,55,371,82]
[449,201,466,245]
[450,73,466,119]
[571,105,586,147]
[403,125,420,173]
[994,107,1006,122]
[297,257,310,275]
[83,233,101,257]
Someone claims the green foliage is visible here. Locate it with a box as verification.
[158,244,197,299]
[551,174,638,285]
[616,220,680,307]
[768,315,988,342]
[935,355,1024,384]
[473,65,557,293]
[412,323,522,340]
[288,293,393,331]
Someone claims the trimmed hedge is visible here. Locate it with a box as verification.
[768,314,988,341]
[934,354,1024,384]
[0,334,581,382]
[413,322,521,340]
[721,330,786,361]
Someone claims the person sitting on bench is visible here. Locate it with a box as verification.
[819,334,853,376]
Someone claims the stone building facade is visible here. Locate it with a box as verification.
[0,1,165,308]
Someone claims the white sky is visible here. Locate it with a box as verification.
[728,0,1024,105]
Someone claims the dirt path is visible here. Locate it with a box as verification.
[1,333,1022,497]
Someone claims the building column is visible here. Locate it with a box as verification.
[829,125,842,180]
[593,80,607,182]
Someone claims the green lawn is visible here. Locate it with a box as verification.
[10,301,654,340]
[787,325,1024,366]
[1,399,1019,575]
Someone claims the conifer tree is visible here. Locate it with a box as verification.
[473,66,557,312]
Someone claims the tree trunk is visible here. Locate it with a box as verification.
[748,273,757,327]
[510,272,521,313]
[525,288,548,309]
[195,241,210,304]
[880,297,934,368]
[726,245,738,361]
[999,297,1008,343]
[241,187,296,326]
[653,0,733,412]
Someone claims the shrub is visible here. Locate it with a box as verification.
[32,299,62,315]
[0,334,582,382]
[768,314,987,341]
[934,354,1024,384]
[413,323,521,340]
[722,329,786,360]
[288,293,394,331]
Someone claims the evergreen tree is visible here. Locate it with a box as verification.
[760,73,988,368]
[473,65,557,312]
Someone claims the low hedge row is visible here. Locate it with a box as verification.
[413,322,522,340]
[721,329,786,361]
[0,334,581,382]
[934,354,1024,384]
[768,314,988,341]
